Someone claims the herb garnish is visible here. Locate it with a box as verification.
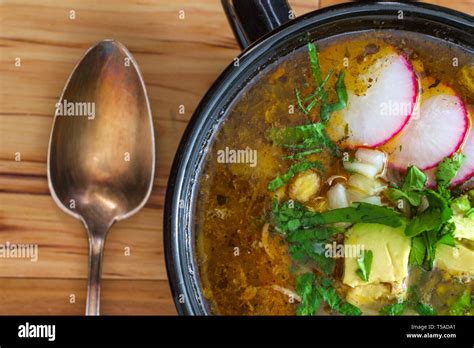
[295,272,322,316]
[271,200,402,275]
[387,154,465,269]
[356,250,373,282]
[436,153,465,188]
[272,200,403,233]
[449,288,472,315]
[268,160,323,192]
[295,273,361,316]
[379,286,437,316]
[387,165,427,206]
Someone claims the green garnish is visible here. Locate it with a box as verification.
[436,153,465,188]
[270,201,338,274]
[295,273,322,316]
[307,42,326,93]
[267,160,323,192]
[405,209,443,237]
[355,250,373,282]
[289,242,335,275]
[449,288,472,316]
[320,71,348,122]
[295,87,308,115]
[271,201,401,275]
[268,122,333,148]
[282,148,322,161]
[303,69,333,103]
[305,69,334,113]
[301,202,403,228]
[295,273,361,316]
[413,302,437,316]
[388,156,466,269]
[272,200,402,233]
[409,236,425,266]
[380,287,437,316]
[294,41,347,124]
[379,302,407,316]
[387,165,427,206]
[286,226,342,243]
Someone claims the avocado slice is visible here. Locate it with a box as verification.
[453,214,474,241]
[435,242,474,277]
[343,223,410,287]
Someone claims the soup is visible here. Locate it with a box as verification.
[195,30,474,315]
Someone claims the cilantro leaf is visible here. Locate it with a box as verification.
[301,202,402,228]
[355,250,373,282]
[294,87,308,115]
[316,278,361,316]
[380,302,407,316]
[405,209,442,237]
[307,42,328,108]
[272,201,402,233]
[320,70,347,122]
[295,274,361,316]
[386,165,426,206]
[437,231,456,247]
[295,273,322,316]
[413,302,437,316]
[267,122,337,155]
[449,288,472,316]
[289,241,335,275]
[268,160,322,191]
[436,153,465,187]
[282,148,322,161]
[286,226,342,243]
[409,235,426,266]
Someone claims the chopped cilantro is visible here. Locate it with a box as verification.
[436,153,465,188]
[449,288,472,316]
[380,302,407,316]
[267,160,323,191]
[295,273,322,316]
[355,250,373,282]
[295,273,361,316]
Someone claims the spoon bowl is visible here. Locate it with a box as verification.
[47,40,155,315]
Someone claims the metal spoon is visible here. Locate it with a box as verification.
[47,40,155,315]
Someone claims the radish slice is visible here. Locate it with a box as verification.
[341,54,417,148]
[389,94,468,171]
[451,127,474,186]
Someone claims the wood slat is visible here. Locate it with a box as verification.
[0,278,176,315]
[0,193,166,280]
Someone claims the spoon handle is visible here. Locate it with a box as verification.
[86,236,105,315]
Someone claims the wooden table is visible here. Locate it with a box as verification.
[0,0,471,315]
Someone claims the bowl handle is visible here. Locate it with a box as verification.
[221,0,292,50]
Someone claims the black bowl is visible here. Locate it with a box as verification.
[164,1,473,315]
